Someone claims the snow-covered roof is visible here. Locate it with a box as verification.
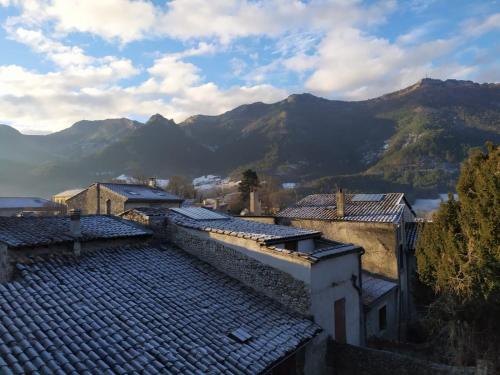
[0,245,320,373]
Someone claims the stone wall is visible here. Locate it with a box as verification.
[278,218,399,280]
[328,341,476,375]
[67,185,127,215]
[167,223,312,316]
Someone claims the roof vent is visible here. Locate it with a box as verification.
[228,328,252,343]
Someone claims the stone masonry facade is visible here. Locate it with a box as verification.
[67,185,127,215]
[166,223,312,316]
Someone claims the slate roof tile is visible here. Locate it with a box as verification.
[0,245,319,374]
[362,272,398,306]
[101,183,183,202]
[0,215,151,248]
[168,210,321,245]
[277,193,412,223]
[405,221,423,250]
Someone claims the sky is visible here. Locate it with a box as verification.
[0,0,498,134]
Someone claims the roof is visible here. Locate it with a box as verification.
[53,189,85,198]
[0,197,60,210]
[0,245,320,374]
[405,221,423,250]
[0,216,151,248]
[171,207,230,220]
[101,183,183,202]
[168,209,321,246]
[362,272,398,306]
[277,193,413,223]
[121,207,171,218]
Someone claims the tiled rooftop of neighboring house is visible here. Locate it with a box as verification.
[0,216,151,248]
[101,183,184,202]
[362,272,398,306]
[277,193,414,223]
[0,197,60,210]
[53,189,85,198]
[169,209,322,245]
[121,207,171,218]
[405,221,423,251]
[0,245,320,374]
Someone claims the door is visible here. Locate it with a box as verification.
[334,298,347,343]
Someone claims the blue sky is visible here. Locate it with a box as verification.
[0,0,498,133]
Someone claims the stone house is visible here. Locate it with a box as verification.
[276,191,417,338]
[52,188,85,206]
[0,197,64,217]
[0,212,321,374]
[66,179,184,215]
[122,206,369,374]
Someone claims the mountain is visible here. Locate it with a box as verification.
[1,79,499,198]
[44,118,143,159]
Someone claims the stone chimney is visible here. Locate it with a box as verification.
[336,188,345,217]
[70,209,82,256]
[148,177,157,188]
[249,190,262,215]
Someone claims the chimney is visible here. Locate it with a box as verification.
[70,209,82,256]
[213,199,219,210]
[0,242,9,283]
[336,188,345,217]
[148,177,157,188]
[249,190,262,215]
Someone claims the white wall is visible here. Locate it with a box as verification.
[365,289,398,340]
[310,253,362,345]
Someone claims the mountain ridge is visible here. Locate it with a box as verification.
[1,78,499,197]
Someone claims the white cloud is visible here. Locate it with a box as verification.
[463,13,500,37]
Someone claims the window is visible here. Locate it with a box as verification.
[106,199,112,215]
[379,305,387,331]
[284,241,298,251]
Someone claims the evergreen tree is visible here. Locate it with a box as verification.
[417,143,499,301]
[238,169,260,203]
[416,143,499,365]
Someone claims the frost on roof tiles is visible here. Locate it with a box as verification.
[0,245,320,374]
[277,192,409,223]
[101,183,184,202]
[171,207,229,220]
[168,210,321,245]
[362,272,398,306]
[0,216,151,248]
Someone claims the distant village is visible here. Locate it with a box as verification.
[0,172,490,375]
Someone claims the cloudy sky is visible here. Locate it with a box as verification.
[0,0,498,133]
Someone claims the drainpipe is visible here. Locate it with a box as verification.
[351,247,366,346]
